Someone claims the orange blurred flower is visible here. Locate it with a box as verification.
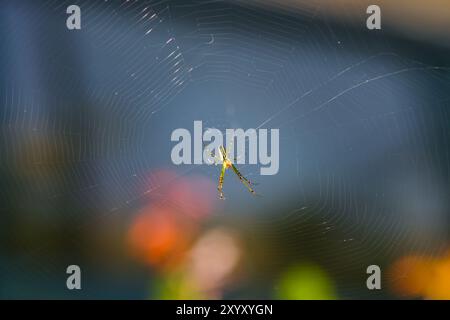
[127,170,217,270]
[425,254,450,300]
[389,251,450,300]
[389,255,435,298]
[128,205,194,269]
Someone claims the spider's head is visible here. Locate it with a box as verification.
[224,159,233,169]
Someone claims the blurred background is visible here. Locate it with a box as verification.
[0,0,449,299]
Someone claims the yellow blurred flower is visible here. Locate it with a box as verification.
[276,263,337,300]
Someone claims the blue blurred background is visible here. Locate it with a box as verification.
[0,0,449,299]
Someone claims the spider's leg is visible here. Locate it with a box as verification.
[219,145,228,162]
[231,163,253,185]
[230,164,256,195]
[217,162,227,199]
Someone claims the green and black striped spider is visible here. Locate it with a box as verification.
[216,145,256,200]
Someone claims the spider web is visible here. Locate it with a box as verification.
[1,0,450,298]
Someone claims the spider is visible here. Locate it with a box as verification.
[216,145,256,199]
